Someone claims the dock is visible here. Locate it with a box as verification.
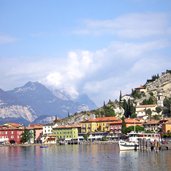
[138,139,170,151]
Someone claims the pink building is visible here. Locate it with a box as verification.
[109,120,122,135]
[0,123,24,144]
[27,124,43,143]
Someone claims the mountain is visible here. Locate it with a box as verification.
[0,81,97,124]
[74,94,97,110]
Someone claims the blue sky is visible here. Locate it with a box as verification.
[0,0,171,106]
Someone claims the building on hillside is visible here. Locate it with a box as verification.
[121,94,133,102]
[135,85,147,93]
[53,125,81,141]
[0,123,24,144]
[157,91,164,107]
[143,120,160,133]
[136,104,157,118]
[124,118,143,128]
[80,117,120,134]
[27,124,43,143]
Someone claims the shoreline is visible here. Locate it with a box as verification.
[1,140,119,147]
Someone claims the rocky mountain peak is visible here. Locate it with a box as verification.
[0,81,97,124]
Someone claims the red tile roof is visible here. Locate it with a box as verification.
[82,117,119,123]
[125,118,142,124]
[144,120,160,125]
[109,121,122,125]
[28,124,43,129]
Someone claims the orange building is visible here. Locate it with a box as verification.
[162,119,171,133]
[124,118,143,128]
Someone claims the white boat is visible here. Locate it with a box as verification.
[119,140,138,151]
[119,132,161,151]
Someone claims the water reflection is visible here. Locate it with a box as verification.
[0,144,171,171]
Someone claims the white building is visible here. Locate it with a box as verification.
[43,123,58,135]
[136,104,157,119]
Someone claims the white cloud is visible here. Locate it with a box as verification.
[0,38,170,105]
[1,11,171,106]
[75,13,171,39]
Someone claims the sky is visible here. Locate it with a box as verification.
[0,0,171,106]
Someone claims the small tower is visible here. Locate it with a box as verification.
[157,91,164,107]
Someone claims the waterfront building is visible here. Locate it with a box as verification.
[53,125,81,141]
[0,123,24,144]
[43,123,53,135]
[42,123,58,144]
[143,120,160,132]
[109,120,122,135]
[162,119,171,133]
[124,118,143,128]
[80,117,121,134]
[27,124,43,143]
[42,122,58,135]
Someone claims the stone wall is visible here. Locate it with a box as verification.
[146,72,171,98]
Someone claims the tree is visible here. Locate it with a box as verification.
[83,133,90,141]
[156,106,162,114]
[122,99,135,118]
[146,108,152,120]
[163,97,171,117]
[104,105,115,117]
[20,129,33,143]
[119,91,122,103]
[108,99,113,105]
[131,89,142,99]
[130,113,137,118]
[126,125,144,133]
[152,115,160,120]
[142,96,156,105]
[121,117,127,134]
[122,99,129,117]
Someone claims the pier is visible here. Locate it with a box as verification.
[138,139,169,151]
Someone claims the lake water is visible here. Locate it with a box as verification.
[0,143,171,171]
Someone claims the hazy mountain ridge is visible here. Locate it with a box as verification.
[0,81,96,124]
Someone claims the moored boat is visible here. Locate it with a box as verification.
[119,132,161,151]
[119,140,138,151]
[40,145,48,148]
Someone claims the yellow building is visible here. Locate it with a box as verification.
[162,120,171,133]
[80,117,120,133]
[53,125,81,140]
